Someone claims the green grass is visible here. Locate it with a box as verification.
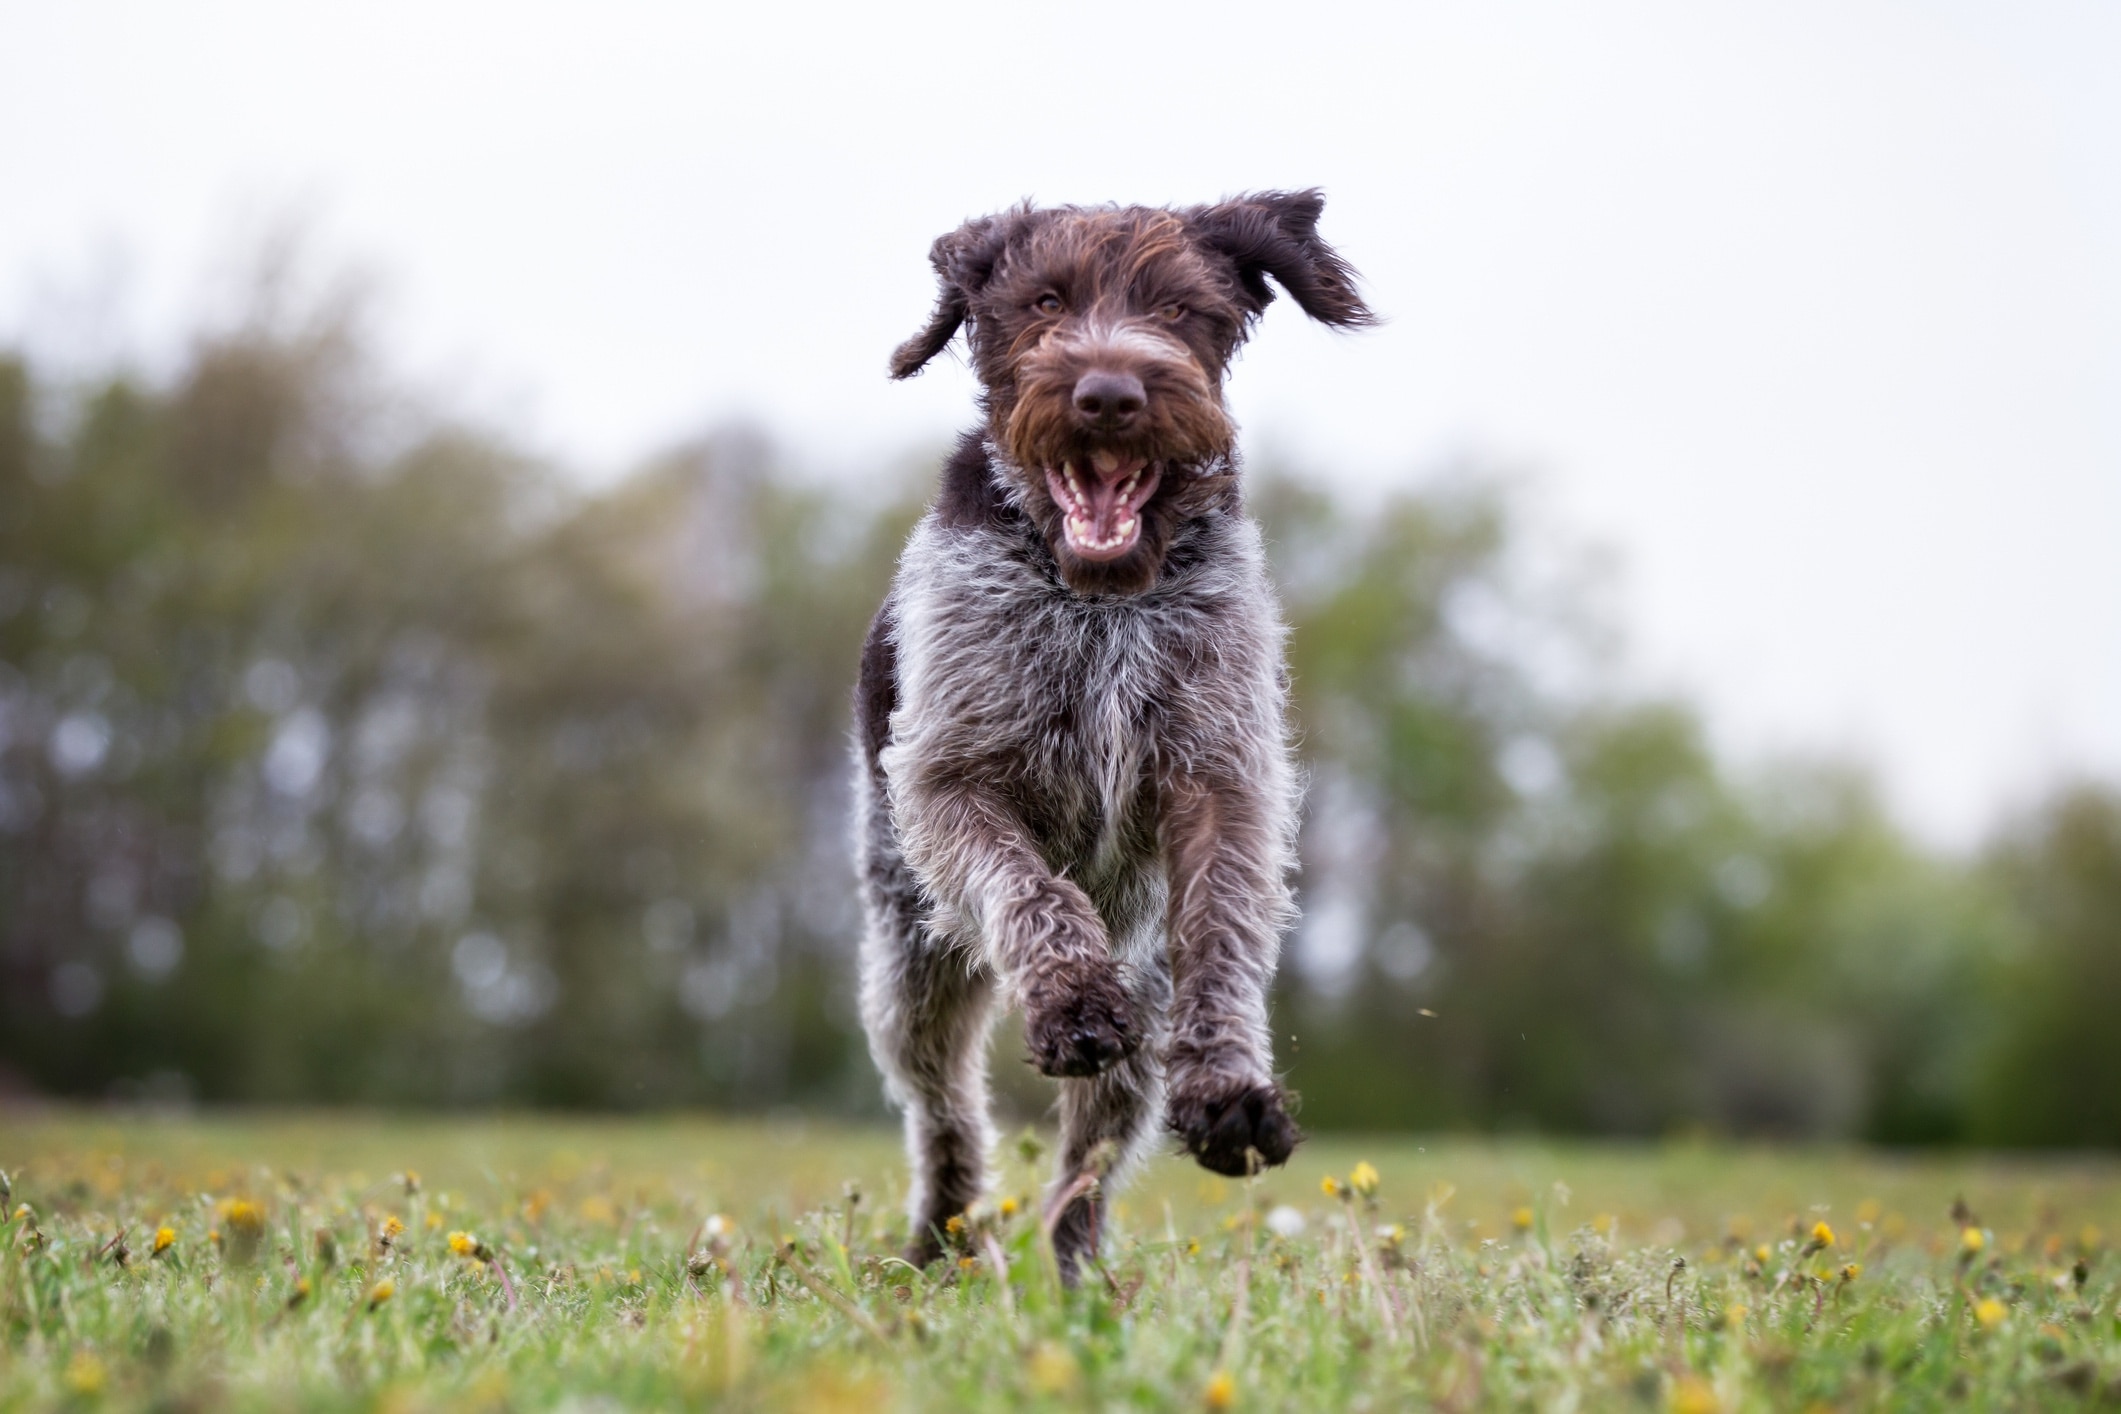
[3,1112,2119,1410]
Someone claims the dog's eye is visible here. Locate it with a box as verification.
[1159,303,1187,321]
[1034,294,1064,316]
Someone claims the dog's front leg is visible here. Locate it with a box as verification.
[1159,772,1301,1175]
[897,776,1140,1078]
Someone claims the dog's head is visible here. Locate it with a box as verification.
[892,191,1375,595]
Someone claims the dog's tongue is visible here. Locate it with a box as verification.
[1046,451,1160,562]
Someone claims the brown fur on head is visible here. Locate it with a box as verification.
[891,191,1376,595]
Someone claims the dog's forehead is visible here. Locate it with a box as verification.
[998,207,1210,289]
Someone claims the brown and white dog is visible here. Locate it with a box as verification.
[855,191,1374,1281]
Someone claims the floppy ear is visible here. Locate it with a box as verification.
[889,215,1007,379]
[1187,189,1377,329]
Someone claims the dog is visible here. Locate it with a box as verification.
[855,190,1374,1282]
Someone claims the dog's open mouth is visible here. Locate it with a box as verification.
[1044,451,1162,561]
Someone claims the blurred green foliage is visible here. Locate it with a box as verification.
[0,304,2114,1145]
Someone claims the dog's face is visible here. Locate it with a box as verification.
[892,191,1374,595]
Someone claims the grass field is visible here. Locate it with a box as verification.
[3,1111,2118,1410]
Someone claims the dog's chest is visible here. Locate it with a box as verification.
[898,557,1199,865]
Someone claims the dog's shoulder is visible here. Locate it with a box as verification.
[935,431,1015,533]
[855,592,899,770]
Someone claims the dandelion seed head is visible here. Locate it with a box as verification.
[1264,1206,1306,1239]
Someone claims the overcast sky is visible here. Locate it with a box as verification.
[5,0,2118,845]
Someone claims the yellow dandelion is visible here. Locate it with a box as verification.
[1320,1176,1342,1199]
[288,1275,312,1308]
[1840,1263,1862,1283]
[1512,1206,1535,1232]
[1348,1162,1380,1198]
[1667,1374,1720,1414]
[366,1277,396,1310]
[1807,1221,1836,1250]
[400,1170,421,1194]
[1973,1297,2006,1332]
[1753,1243,1772,1264]
[64,1352,107,1397]
[218,1199,266,1265]
[1187,1240,1201,1256]
[1593,1213,1616,1237]
[577,1194,618,1225]
[957,1256,977,1271]
[1723,1304,1748,1330]
[448,1230,478,1258]
[1204,1368,1237,1411]
[998,1196,1020,1218]
[1961,1226,1986,1254]
[152,1225,176,1256]
[9,1203,30,1223]
[381,1215,405,1240]
[1027,1341,1080,1395]
[424,1210,444,1231]
[944,1214,966,1236]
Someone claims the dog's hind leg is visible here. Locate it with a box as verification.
[860,886,997,1268]
[1047,951,1168,1286]
[856,596,999,1266]
[1047,1046,1164,1287]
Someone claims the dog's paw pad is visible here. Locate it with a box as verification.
[1169,1083,1300,1176]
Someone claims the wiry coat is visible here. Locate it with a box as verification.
[855,193,1372,1280]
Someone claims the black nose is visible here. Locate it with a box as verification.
[1072,371,1146,427]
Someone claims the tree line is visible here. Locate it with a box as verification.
[2,298,2115,1144]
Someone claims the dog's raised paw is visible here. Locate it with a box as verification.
[1023,971,1140,1078]
[1168,1082,1300,1176]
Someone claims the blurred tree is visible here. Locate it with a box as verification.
[1971,786,2121,1146]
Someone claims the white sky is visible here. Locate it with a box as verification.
[4,0,2118,846]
